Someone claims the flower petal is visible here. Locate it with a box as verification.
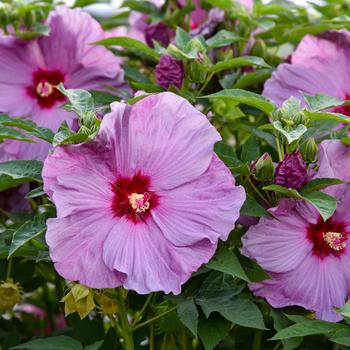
[102,217,216,294]
[151,155,245,246]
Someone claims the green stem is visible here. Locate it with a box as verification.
[246,176,271,207]
[276,135,284,161]
[6,258,13,280]
[116,288,134,350]
[272,340,282,350]
[133,306,177,331]
[198,72,215,95]
[149,323,154,350]
[252,330,262,350]
[132,293,153,326]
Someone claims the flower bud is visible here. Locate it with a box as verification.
[0,279,22,312]
[156,55,184,89]
[145,22,172,48]
[188,59,207,83]
[274,151,307,190]
[300,138,318,163]
[255,153,274,182]
[95,294,118,315]
[61,284,95,320]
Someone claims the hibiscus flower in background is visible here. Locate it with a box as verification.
[42,92,246,294]
[0,5,125,161]
[241,140,350,322]
[263,30,350,118]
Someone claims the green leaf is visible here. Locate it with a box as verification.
[8,212,50,258]
[262,185,303,199]
[273,121,307,144]
[300,178,345,194]
[56,84,94,118]
[305,110,350,124]
[207,244,250,282]
[282,97,302,116]
[198,296,267,330]
[177,298,198,336]
[206,30,243,48]
[302,191,337,221]
[211,56,270,74]
[270,310,303,350]
[198,314,231,350]
[167,44,198,60]
[270,321,345,340]
[302,92,345,112]
[0,160,43,191]
[84,340,104,350]
[241,194,269,217]
[330,328,350,346]
[241,135,260,162]
[25,186,45,199]
[52,130,88,147]
[175,27,192,50]
[0,126,35,143]
[0,114,54,143]
[95,37,160,60]
[201,89,275,114]
[11,336,83,350]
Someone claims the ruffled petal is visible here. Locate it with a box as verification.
[250,254,348,322]
[151,155,245,246]
[102,217,216,294]
[241,199,313,273]
[99,93,221,189]
[46,212,124,288]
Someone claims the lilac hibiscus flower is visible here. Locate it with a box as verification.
[263,30,350,118]
[42,92,246,294]
[0,6,124,161]
[242,140,350,322]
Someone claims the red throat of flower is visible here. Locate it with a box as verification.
[307,217,348,259]
[333,94,350,117]
[111,172,159,223]
[27,69,66,109]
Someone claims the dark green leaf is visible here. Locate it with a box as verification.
[330,328,350,346]
[198,314,231,350]
[241,194,269,217]
[201,89,275,114]
[84,340,104,350]
[300,178,345,194]
[262,185,303,199]
[305,110,350,124]
[206,30,243,48]
[25,186,45,199]
[211,56,270,74]
[177,298,198,336]
[302,191,337,221]
[207,244,250,282]
[11,336,83,350]
[95,37,160,60]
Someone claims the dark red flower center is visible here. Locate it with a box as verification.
[27,69,66,109]
[307,217,348,259]
[111,172,159,223]
[332,94,350,117]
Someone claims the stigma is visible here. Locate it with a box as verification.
[128,193,150,213]
[323,231,347,251]
[36,81,53,97]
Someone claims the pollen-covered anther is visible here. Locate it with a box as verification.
[36,81,53,97]
[128,193,150,213]
[323,231,347,251]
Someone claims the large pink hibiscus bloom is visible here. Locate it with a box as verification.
[42,92,246,294]
[0,6,124,161]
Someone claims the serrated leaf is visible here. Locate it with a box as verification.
[207,244,250,282]
[201,89,275,114]
[273,121,307,144]
[302,92,345,112]
[11,336,83,350]
[177,298,198,337]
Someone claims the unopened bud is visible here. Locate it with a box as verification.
[95,294,118,315]
[255,153,274,181]
[274,151,307,190]
[300,138,318,163]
